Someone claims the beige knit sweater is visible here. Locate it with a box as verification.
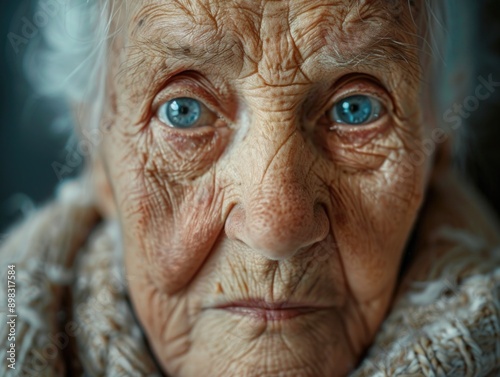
[1,175,499,377]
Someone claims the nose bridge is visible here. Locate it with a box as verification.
[225,117,329,261]
[260,125,307,182]
[247,117,313,208]
[251,128,311,221]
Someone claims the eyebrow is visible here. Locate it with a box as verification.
[319,36,420,72]
[290,6,421,74]
[132,32,244,79]
[134,33,419,86]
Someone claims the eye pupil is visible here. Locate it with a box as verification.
[165,98,201,128]
[341,101,361,116]
[334,95,380,125]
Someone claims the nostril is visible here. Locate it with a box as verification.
[224,200,330,261]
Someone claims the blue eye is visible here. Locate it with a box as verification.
[159,97,202,128]
[331,95,383,125]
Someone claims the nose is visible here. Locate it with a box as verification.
[225,133,330,261]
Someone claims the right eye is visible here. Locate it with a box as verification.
[158,97,209,129]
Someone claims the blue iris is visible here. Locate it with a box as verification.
[333,95,381,125]
[164,98,201,128]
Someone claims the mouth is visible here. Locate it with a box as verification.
[212,300,330,321]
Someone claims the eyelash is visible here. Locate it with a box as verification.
[152,74,229,113]
[153,83,223,125]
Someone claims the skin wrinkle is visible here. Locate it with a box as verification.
[259,129,297,185]
[141,159,221,293]
[256,3,308,86]
[292,3,420,74]
[95,0,435,376]
[127,1,421,97]
[336,304,360,366]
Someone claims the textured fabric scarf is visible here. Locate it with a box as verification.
[1,177,499,377]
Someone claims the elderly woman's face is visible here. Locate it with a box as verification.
[99,0,430,375]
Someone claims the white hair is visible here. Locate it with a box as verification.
[24,0,476,162]
[25,0,114,135]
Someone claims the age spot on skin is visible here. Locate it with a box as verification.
[216,282,224,294]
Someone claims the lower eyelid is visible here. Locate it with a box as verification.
[327,117,390,146]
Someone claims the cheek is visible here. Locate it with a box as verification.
[122,263,196,375]
[104,124,230,295]
[126,177,225,295]
[330,144,427,307]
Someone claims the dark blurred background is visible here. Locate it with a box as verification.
[1,1,500,233]
[1,1,78,233]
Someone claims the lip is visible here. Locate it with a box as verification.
[212,300,329,321]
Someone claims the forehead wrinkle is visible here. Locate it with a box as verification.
[289,1,420,76]
[128,0,421,88]
[254,1,313,86]
[130,1,244,75]
[221,2,265,74]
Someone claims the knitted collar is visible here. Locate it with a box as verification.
[1,178,499,376]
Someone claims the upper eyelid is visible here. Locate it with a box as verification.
[330,87,389,109]
[329,75,391,102]
[335,92,384,105]
[154,89,213,112]
[152,78,223,116]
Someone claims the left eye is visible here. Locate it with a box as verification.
[158,97,206,128]
[329,95,383,125]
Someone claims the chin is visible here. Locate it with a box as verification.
[154,308,356,377]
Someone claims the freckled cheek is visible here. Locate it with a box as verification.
[332,150,426,275]
[111,122,231,291]
[124,177,224,294]
[366,154,426,227]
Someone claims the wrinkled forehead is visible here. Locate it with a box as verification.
[121,0,422,85]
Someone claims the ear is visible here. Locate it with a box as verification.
[91,154,118,219]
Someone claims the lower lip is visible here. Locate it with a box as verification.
[220,306,320,321]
